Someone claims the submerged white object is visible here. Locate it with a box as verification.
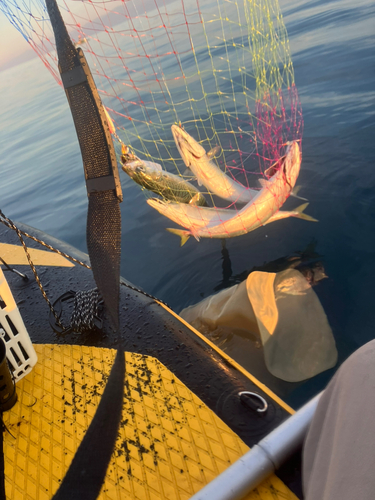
[0,267,38,381]
[181,280,259,338]
[247,270,337,382]
[180,267,337,382]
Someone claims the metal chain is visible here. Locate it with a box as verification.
[0,210,170,309]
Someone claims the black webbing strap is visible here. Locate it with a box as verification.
[52,350,125,500]
[45,0,122,330]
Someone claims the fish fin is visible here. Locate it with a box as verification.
[264,203,318,226]
[264,155,286,177]
[264,212,280,225]
[258,178,272,188]
[264,165,278,177]
[197,178,203,187]
[166,228,192,246]
[147,197,166,208]
[206,145,221,158]
[189,193,201,205]
[182,170,197,182]
[292,203,318,222]
[291,186,308,201]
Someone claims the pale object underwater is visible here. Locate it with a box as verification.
[180,268,337,383]
[171,124,257,204]
[147,198,317,233]
[121,152,207,206]
[167,141,302,245]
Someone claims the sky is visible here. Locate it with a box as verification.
[0,0,128,71]
[0,12,34,70]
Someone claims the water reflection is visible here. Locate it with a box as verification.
[216,238,327,292]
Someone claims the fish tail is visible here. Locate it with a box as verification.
[293,203,318,222]
[166,228,192,246]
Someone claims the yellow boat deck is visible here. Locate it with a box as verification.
[4,345,297,500]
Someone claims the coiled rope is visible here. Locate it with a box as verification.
[0,210,169,333]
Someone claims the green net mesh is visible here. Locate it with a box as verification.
[1,0,303,239]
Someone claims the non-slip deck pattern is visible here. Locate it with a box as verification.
[3,345,297,500]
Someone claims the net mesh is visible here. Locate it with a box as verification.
[1,0,303,237]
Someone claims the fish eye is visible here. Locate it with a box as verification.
[135,166,144,173]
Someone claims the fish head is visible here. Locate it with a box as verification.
[120,144,138,172]
[171,124,206,167]
[282,141,301,190]
[121,159,143,179]
[311,262,328,283]
[122,154,163,179]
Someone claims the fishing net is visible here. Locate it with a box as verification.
[1,0,303,238]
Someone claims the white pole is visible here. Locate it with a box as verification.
[190,394,321,500]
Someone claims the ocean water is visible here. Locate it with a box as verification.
[0,0,374,407]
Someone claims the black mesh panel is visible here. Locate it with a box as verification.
[87,192,121,329]
[66,83,112,178]
[46,0,121,330]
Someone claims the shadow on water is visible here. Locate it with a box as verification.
[215,238,324,292]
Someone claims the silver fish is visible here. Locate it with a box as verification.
[166,141,303,245]
[171,124,257,203]
[147,198,317,233]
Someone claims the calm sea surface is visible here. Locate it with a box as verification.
[0,0,374,407]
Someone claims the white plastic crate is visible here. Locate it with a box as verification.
[0,267,37,381]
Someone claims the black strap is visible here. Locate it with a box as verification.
[45,0,122,330]
[52,350,125,500]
